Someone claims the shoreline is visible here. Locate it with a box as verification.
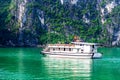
[0,44,119,48]
[0,44,45,48]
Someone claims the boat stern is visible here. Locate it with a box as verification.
[92,53,102,59]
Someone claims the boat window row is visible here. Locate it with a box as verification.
[51,48,72,51]
[75,44,83,46]
[50,48,85,53]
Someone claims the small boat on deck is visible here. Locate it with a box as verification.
[41,41,102,59]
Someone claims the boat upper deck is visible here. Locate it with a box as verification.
[48,44,75,48]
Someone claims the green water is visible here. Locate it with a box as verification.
[0,48,120,80]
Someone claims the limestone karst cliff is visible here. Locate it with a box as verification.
[0,0,120,46]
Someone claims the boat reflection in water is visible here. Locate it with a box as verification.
[43,57,92,79]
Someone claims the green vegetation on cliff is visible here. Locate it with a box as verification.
[36,0,105,44]
[0,0,119,46]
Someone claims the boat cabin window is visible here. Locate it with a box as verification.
[69,48,71,51]
[64,48,65,51]
[53,48,55,51]
[77,49,79,52]
[75,44,79,46]
[81,49,83,51]
[81,49,84,53]
[80,44,83,46]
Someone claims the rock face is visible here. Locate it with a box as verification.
[18,0,28,46]
[0,0,120,46]
[99,0,120,46]
[10,0,42,46]
[59,0,120,46]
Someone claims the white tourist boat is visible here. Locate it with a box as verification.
[41,40,102,59]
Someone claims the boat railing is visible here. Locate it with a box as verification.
[48,44,75,47]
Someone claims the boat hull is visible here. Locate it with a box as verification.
[41,51,93,59]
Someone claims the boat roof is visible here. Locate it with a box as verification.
[71,42,100,45]
[48,44,74,46]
